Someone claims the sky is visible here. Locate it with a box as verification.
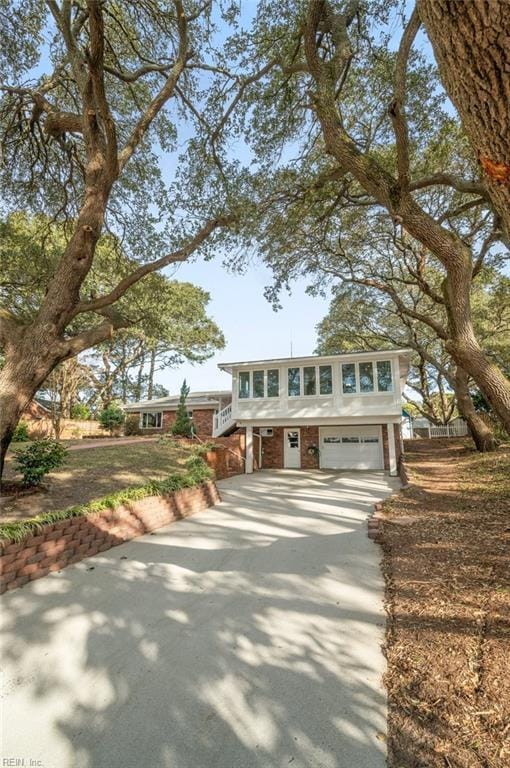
[157,256,330,394]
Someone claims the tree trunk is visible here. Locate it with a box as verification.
[0,333,60,476]
[418,0,510,241]
[304,1,510,436]
[147,349,156,400]
[454,365,498,452]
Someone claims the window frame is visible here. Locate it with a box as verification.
[140,411,163,429]
[286,364,334,398]
[237,369,281,400]
[341,359,394,395]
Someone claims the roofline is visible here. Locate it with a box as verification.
[123,390,231,412]
[218,348,413,373]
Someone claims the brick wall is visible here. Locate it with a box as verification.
[260,426,285,468]
[301,425,320,469]
[205,433,246,478]
[0,481,220,594]
[382,424,389,470]
[137,408,215,437]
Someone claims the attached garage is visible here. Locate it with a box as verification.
[319,426,383,470]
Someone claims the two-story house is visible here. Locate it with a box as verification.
[213,349,411,476]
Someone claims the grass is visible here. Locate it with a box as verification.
[381,438,510,768]
[0,448,213,544]
[1,438,200,523]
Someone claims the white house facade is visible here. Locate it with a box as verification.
[213,349,412,475]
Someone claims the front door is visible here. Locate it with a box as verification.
[284,428,301,468]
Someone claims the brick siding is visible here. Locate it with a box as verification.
[0,481,220,594]
[138,408,215,436]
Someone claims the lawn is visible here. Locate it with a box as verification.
[381,438,510,768]
[1,439,193,522]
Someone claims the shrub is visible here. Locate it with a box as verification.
[13,439,67,487]
[124,414,142,436]
[99,404,125,435]
[172,379,193,437]
[70,403,90,420]
[12,421,30,442]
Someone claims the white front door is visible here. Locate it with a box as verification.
[319,426,383,470]
[284,428,301,468]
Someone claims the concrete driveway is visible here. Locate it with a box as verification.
[1,469,398,768]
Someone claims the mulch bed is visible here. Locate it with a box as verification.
[380,438,510,768]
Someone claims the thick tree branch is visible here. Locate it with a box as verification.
[73,215,232,316]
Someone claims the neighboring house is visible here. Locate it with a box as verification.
[213,349,412,476]
[23,398,52,422]
[124,391,232,436]
[401,408,413,439]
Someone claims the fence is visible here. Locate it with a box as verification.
[27,418,103,440]
[413,422,468,439]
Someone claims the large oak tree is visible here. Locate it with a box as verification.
[0,0,241,472]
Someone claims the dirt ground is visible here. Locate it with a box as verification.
[381,438,510,768]
[0,439,191,522]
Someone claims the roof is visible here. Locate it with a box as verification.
[218,348,413,373]
[124,390,231,412]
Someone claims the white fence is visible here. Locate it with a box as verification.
[414,422,468,438]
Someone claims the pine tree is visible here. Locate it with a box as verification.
[172,380,193,437]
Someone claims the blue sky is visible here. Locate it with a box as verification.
[160,256,330,393]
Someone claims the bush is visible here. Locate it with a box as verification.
[70,403,90,420]
[124,414,142,436]
[12,421,30,442]
[99,404,125,435]
[13,439,67,487]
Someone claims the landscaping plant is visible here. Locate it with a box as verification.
[99,405,125,436]
[12,421,30,442]
[172,380,194,438]
[13,439,67,487]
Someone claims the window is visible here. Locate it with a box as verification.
[267,369,279,397]
[324,436,341,444]
[288,367,301,397]
[239,371,250,399]
[359,361,374,393]
[303,366,316,396]
[342,436,359,443]
[253,370,264,398]
[377,360,393,392]
[342,363,357,394]
[287,430,299,447]
[363,437,379,443]
[319,365,333,395]
[140,412,162,429]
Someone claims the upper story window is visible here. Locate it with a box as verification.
[140,412,162,428]
[288,367,301,397]
[288,364,333,397]
[267,369,279,397]
[342,360,393,394]
[253,370,264,398]
[319,365,333,395]
[239,371,250,399]
[376,360,393,392]
[238,369,280,399]
[342,363,357,394]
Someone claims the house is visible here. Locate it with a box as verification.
[124,390,232,436]
[212,349,412,476]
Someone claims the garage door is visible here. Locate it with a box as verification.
[319,426,383,470]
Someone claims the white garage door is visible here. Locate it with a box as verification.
[319,426,383,470]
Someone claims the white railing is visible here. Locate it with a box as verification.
[415,422,469,438]
[214,403,233,436]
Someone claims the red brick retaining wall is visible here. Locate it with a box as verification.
[0,480,220,594]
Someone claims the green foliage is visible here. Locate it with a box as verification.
[0,456,213,544]
[13,439,67,487]
[12,421,30,442]
[172,380,193,437]
[124,414,142,436]
[99,404,125,434]
[70,403,90,420]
